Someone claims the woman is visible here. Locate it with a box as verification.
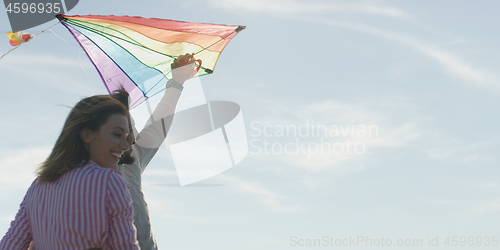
[0,94,139,249]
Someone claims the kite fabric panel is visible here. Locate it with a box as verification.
[57,14,245,108]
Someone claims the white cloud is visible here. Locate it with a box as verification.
[421,133,496,165]
[249,96,498,174]
[216,174,304,212]
[1,214,16,224]
[208,0,499,91]
[1,53,82,68]
[250,98,422,171]
[208,0,410,18]
[0,147,51,191]
[471,199,500,214]
[0,53,102,96]
[481,182,498,188]
[295,17,500,91]
[146,197,211,223]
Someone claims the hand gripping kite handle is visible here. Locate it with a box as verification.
[190,59,202,79]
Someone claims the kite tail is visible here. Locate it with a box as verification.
[0,21,61,61]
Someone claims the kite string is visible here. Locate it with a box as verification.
[48,23,97,76]
[0,21,61,61]
[33,21,61,38]
[78,49,97,76]
[0,45,19,60]
[49,27,78,47]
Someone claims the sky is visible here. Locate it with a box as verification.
[1,0,500,249]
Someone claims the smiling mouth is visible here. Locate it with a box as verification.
[111,152,122,162]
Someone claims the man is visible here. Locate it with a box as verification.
[113,53,196,250]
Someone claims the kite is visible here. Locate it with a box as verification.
[56,14,245,108]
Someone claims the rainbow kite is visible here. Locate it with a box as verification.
[57,14,245,108]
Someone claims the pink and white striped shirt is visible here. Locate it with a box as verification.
[0,161,140,250]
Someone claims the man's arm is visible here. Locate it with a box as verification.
[133,53,196,172]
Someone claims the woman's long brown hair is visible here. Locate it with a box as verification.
[37,94,128,183]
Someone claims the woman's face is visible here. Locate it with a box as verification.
[84,114,130,169]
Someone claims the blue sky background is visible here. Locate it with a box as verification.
[1,0,499,249]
